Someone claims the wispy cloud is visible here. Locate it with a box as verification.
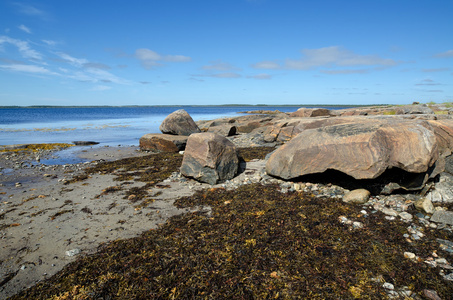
[83,62,111,70]
[253,46,399,72]
[13,3,48,19]
[434,50,453,58]
[251,60,280,69]
[135,48,191,69]
[192,72,242,79]
[415,79,442,86]
[18,24,31,34]
[321,69,369,75]
[422,68,450,72]
[55,52,88,67]
[247,73,272,79]
[202,60,241,71]
[54,52,129,84]
[42,39,57,46]
[0,63,57,75]
[0,35,42,60]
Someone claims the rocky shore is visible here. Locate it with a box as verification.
[1,104,453,299]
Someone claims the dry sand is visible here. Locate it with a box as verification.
[0,146,211,299]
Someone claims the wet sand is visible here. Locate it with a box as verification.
[0,146,204,299]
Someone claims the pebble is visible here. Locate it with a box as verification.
[65,248,81,257]
[382,282,394,290]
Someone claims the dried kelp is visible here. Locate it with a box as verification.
[11,184,453,299]
[237,147,276,162]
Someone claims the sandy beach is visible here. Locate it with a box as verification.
[0,145,214,298]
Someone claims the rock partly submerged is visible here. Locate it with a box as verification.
[159,109,201,136]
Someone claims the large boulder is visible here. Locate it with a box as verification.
[180,133,239,185]
[396,104,434,115]
[289,108,334,118]
[266,119,438,182]
[160,109,201,136]
[139,134,188,152]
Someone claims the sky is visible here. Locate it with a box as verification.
[0,0,452,106]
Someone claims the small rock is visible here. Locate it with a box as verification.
[404,252,416,259]
[381,207,398,217]
[423,289,442,300]
[399,212,413,221]
[414,197,435,214]
[342,189,370,204]
[352,221,364,229]
[382,282,394,290]
[65,248,81,257]
[431,210,453,225]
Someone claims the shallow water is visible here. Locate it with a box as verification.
[0,106,306,146]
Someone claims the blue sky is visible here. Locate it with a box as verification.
[0,0,452,106]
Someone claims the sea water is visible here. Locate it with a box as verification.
[0,106,307,146]
[0,105,355,147]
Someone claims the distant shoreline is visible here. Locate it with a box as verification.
[0,104,390,109]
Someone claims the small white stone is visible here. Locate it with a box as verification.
[65,248,81,257]
[383,282,394,290]
[404,252,416,259]
[352,221,364,229]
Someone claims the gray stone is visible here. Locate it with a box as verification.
[342,189,370,204]
[431,210,453,225]
[181,133,239,185]
[159,109,201,136]
[395,104,434,115]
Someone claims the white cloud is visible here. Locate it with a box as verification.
[434,50,453,58]
[202,60,240,71]
[13,3,47,19]
[83,62,111,70]
[165,54,191,62]
[191,72,242,79]
[251,60,280,69]
[253,46,398,71]
[135,48,191,69]
[136,48,161,60]
[42,39,57,46]
[415,79,442,86]
[286,46,397,69]
[0,35,43,60]
[247,73,272,79]
[422,68,450,72]
[18,25,31,34]
[0,63,57,75]
[321,69,369,75]
[56,52,88,67]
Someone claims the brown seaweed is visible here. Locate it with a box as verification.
[10,183,453,299]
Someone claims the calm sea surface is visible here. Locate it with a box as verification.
[0,106,342,146]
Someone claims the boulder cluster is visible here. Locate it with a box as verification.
[140,104,453,209]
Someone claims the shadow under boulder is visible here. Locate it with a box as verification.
[293,166,437,196]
